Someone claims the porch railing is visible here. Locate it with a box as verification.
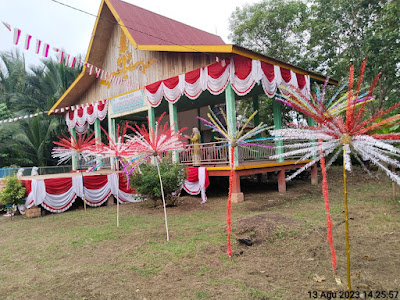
[179,141,229,166]
[178,139,310,166]
[0,165,73,178]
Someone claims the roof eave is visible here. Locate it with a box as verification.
[230,45,338,86]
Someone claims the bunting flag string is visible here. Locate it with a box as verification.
[0,99,108,126]
[0,111,47,125]
[1,21,134,89]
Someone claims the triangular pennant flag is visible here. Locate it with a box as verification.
[13,28,21,45]
[2,21,11,31]
[24,34,32,50]
[35,39,42,54]
[42,43,50,58]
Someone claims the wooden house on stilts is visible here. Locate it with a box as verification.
[50,0,338,202]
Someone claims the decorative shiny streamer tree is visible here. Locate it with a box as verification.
[275,73,375,278]
[270,61,400,296]
[126,113,187,241]
[52,132,98,213]
[198,109,272,257]
[96,124,139,227]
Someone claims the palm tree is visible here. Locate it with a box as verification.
[15,115,59,166]
[0,49,81,167]
[0,50,28,112]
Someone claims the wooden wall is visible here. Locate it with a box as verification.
[77,24,219,106]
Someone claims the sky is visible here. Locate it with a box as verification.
[0,0,257,69]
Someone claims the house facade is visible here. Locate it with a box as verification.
[50,0,337,202]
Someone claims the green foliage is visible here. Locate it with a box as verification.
[0,175,26,206]
[308,0,400,113]
[230,0,400,117]
[0,49,81,167]
[130,160,186,206]
[229,0,309,67]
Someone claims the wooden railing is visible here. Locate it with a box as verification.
[178,139,310,166]
[238,140,276,161]
[179,141,229,166]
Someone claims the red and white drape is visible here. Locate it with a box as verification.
[23,173,139,213]
[183,167,210,203]
[65,100,108,133]
[145,55,310,107]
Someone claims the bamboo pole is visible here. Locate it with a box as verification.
[156,158,169,241]
[116,160,119,227]
[392,166,396,201]
[343,148,351,298]
[79,158,87,213]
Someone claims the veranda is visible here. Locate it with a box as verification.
[49,0,338,203]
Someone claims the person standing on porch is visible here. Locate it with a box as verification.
[190,127,201,166]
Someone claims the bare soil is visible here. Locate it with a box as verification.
[1,166,399,299]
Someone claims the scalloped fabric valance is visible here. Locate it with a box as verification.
[144,56,310,107]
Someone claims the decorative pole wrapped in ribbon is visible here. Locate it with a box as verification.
[94,124,139,227]
[270,60,400,297]
[198,108,272,257]
[126,113,187,241]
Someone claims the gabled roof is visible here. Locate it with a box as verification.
[49,0,337,114]
[108,0,225,46]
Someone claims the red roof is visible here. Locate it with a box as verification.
[108,0,226,46]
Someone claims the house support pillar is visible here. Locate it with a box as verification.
[252,95,261,161]
[311,164,318,185]
[308,117,318,185]
[168,102,179,163]
[231,170,244,203]
[225,83,243,202]
[107,110,116,170]
[94,118,102,170]
[278,169,286,193]
[273,99,284,163]
[273,99,286,192]
[71,127,78,171]
[148,106,156,164]
[107,195,115,206]
[225,83,239,167]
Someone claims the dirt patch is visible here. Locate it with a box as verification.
[1,166,400,299]
[235,213,299,244]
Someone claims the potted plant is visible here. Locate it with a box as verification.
[0,175,26,217]
[130,160,186,207]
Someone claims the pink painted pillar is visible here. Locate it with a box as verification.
[311,164,318,185]
[278,170,286,193]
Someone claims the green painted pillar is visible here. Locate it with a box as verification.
[71,127,78,171]
[225,83,239,166]
[148,106,155,132]
[168,102,179,162]
[209,105,216,141]
[273,99,284,162]
[94,118,102,169]
[252,95,260,135]
[308,117,317,159]
[197,108,204,143]
[148,106,156,164]
[107,113,116,170]
[252,95,261,160]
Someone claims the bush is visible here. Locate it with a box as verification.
[0,175,26,207]
[130,160,186,206]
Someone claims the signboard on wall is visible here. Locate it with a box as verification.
[109,89,148,118]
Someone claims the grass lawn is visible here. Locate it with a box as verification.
[1,167,399,299]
